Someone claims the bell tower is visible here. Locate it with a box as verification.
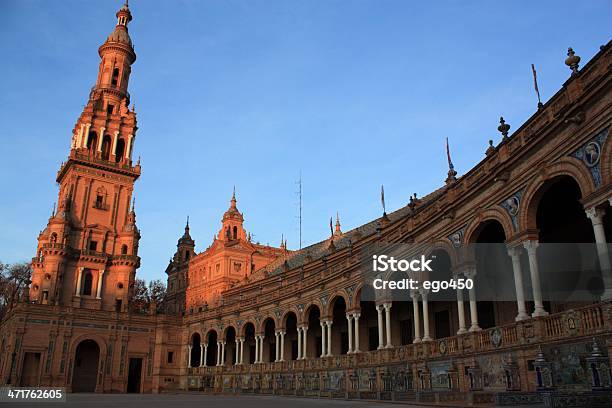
[30,2,141,312]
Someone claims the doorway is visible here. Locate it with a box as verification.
[20,352,41,386]
[127,358,143,393]
[72,340,100,392]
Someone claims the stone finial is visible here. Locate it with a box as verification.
[565,47,581,75]
[498,117,510,139]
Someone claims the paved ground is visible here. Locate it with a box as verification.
[11,393,471,408]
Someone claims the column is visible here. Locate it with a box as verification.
[126,134,134,160]
[76,124,84,149]
[346,313,354,354]
[353,313,361,353]
[75,267,84,296]
[383,303,392,348]
[221,341,226,365]
[508,247,529,321]
[239,338,244,364]
[411,292,421,343]
[456,282,467,334]
[216,342,221,366]
[376,304,385,349]
[326,320,333,356]
[95,269,105,299]
[421,292,432,342]
[200,344,204,367]
[188,345,192,368]
[111,131,119,159]
[203,343,208,367]
[586,207,612,300]
[97,127,105,152]
[279,331,285,362]
[466,269,481,331]
[235,339,240,365]
[258,336,265,363]
[524,241,548,317]
[82,123,91,148]
[320,322,327,358]
[297,328,302,360]
[302,326,308,359]
[254,336,260,363]
[274,332,280,362]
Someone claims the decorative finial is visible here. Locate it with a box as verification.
[381,185,386,216]
[329,217,334,237]
[280,234,285,249]
[498,117,510,139]
[131,196,136,212]
[186,215,189,228]
[51,202,56,217]
[531,64,543,109]
[334,212,342,235]
[565,47,581,75]
[445,137,457,184]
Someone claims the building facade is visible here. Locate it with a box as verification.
[1,3,612,405]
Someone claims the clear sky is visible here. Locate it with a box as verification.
[0,1,610,282]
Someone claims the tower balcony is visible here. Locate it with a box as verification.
[57,149,141,182]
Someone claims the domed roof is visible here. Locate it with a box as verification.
[105,26,133,47]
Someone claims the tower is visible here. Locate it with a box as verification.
[218,189,247,242]
[30,2,141,312]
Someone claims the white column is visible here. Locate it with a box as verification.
[97,127,105,152]
[524,240,548,317]
[188,345,192,368]
[326,320,333,356]
[199,344,204,367]
[297,328,302,359]
[126,134,134,160]
[239,338,244,364]
[411,292,421,343]
[346,313,354,354]
[254,336,260,363]
[76,124,84,148]
[320,322,327,357]
[203,343,208,367]
[274,332,280,362]
[456,284,467,334]
[302,326,308,359]
[96,269,105,299]
[376,304,384,349]
[586,208,612,300]
[221,341,226,365]
[508,247,529,321]
[216,342,221,366]
[111,131,119,158]
[383,303,392,348]
[279,331,285,362]
[235,339,240,365]
[259,335,265,363]
[82,123,91,148]
[466,269,481,331]
[353,313,361,353]
[421,292,432,342]
[75,267,84,296]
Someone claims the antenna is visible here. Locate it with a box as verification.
[296,172,303,249]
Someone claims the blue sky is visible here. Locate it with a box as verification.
[0,1,610,282]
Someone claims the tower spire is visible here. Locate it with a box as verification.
[445,137,457,184]
[334,212,342,235]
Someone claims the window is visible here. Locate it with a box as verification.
[89,240,98,251]
[101,135,112,160]
[95,195,104,208]
[115,299,122,312]
[167,351,174,364]
[82,271,93,296]
[42,291,49,304]
[114,138,126,163]
[121,244,128,255]
[233,226,238,239]
[106,104,114,115]
[50,232,57,243]
[111,68,120,86]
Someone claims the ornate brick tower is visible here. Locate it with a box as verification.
[29,2,141,312]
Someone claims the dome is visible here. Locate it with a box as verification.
[105,26,132,47]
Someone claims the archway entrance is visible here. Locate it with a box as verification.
[72,340,100,393]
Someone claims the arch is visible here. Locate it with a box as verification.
[302,301,323,325]
[50,232,58,244]
[464,207,514,244]
[242,322,256,364]
[233,226,238,240]
[519,158,596,231]
[82,270,93,296]
[204,329,218,367]
[424,240,459,269]
[121,244,128,255]
[223,325,237,341]
[115,138,126,163]
[600,131,612,185]
[190,333,201,367]
[259,316,276,335]
[71,338,102,392]
[101,134,112,160]
[240,321,256,337]
[86,131,98,153]
[326,292,349,317]
[283,311,299,360]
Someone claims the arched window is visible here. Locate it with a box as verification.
[185,251,190,261]
[121,244,128,255]
[115,138,126,163]
[87,132,98,154]
[101,135,112,160]
[111,68,120,86]
[50,232,57,244]
[233,226,238,240]
[82,271,93,296]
